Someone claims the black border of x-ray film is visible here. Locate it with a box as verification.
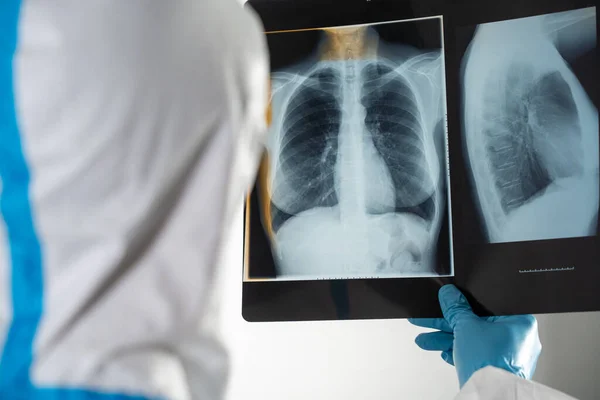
[242,0,600,322]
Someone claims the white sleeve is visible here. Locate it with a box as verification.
[454,367,579,400]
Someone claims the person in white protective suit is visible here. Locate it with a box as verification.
[0,1,580,400]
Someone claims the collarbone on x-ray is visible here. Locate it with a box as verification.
[462,7,599,244]
[265,24,448,278]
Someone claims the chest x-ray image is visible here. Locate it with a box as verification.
[254,17,452,280]
[461,7,599,244]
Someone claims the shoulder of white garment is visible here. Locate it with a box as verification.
[5,0,269,399]
[454,367,579,400]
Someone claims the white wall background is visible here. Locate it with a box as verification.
[534,312,600,400]
[214,208,600,400]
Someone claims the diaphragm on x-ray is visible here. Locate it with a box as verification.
[461,7,599,244]
[254,17,452,280]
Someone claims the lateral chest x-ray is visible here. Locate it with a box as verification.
[257,17,452,280]
[461,7,599,244]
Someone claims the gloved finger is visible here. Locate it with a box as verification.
[492,314,537,326]
[439,284,479,330]
[484,314,539,335]
[408,318,452,333]
[415,331,454,352]
[441,350,455,366]
[483,315,502,323]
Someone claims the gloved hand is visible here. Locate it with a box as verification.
[408,284,542,388]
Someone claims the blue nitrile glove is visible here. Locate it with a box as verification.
[408,284,542,388]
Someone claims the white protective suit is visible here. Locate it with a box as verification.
[0,1,579,399]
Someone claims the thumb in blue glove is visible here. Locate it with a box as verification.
[408,284,542,388]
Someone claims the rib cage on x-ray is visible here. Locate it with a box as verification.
[462,7,599,244]
[266,29,447,278]
[271,62,438,231]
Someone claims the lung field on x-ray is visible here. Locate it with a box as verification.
[266,22,448,279]
[271,68,341,232]
[485,68,580,214]
[272,62,437,229]
[461,7,599,244]
[361,62,436,220]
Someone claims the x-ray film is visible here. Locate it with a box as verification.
[242,0,600,322]
[461,7,599,244]
[248,17,452,281]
